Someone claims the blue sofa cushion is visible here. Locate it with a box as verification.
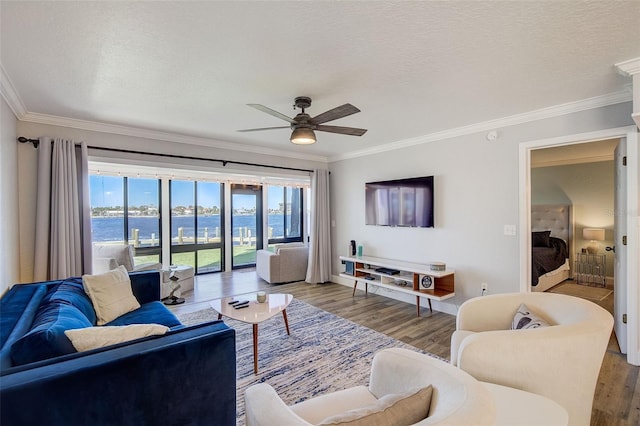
[10,302,92,366]
[42,278,97,325]
[105,301,182,328]
[0,284,48,370]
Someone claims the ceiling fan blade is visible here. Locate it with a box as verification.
[310,103,361,125]
[315,125,367,136]
[237,126,290,132]
[247,104,296,124]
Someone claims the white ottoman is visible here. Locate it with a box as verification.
[161,265,195,299]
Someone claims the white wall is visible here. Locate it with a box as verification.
[532,161,615,276]
[329,102,634,313]
[16,121,328,282]
[0,97,19,293]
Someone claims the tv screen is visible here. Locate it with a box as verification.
[365,176,434,227]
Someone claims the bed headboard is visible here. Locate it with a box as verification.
[531,204,572,246]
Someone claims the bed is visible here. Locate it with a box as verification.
[531,204,573,292]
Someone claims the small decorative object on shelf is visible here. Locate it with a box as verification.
[420,275,434,289]
[575,253,606,287]
[430,262,446,271]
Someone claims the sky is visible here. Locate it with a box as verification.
[90,175,282,209]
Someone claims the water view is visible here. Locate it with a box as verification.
[91,214,290,244]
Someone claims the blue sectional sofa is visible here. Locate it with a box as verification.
[0,271,236,425]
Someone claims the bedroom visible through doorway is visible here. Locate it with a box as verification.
[529,139,619,348]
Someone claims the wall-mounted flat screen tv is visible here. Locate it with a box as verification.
[365,176,434,227]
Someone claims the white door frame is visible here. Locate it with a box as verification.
[518,125,639,366]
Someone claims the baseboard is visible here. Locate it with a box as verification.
[331,274,458,316]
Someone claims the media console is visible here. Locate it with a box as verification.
[339,255,455,317]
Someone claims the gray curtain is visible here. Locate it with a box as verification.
[306,169,332,283]
[33,137,91,280]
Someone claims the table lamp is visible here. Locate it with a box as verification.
[583,228,605,254]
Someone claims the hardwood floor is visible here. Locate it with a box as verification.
[169,271,640,425]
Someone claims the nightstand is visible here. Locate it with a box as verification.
[575,253,606,287]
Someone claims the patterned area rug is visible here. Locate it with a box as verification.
[178,299,436,425]
[549,282,613,301]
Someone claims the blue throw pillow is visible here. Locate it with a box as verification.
[106,301,182,328]
[10,302,92,366]
[42,278,97,325]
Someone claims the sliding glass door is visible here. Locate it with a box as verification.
[170,180,224,273]
[231,184,263,269]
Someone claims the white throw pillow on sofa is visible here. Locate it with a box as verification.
[82,265,141,325]
[65,324,169,352]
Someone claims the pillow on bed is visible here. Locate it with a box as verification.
[532,231,552,247]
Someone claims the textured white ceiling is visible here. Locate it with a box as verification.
[1,1,639,160]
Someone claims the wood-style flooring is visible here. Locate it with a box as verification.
[169,271,640,426]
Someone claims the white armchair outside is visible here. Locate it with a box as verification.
[92,244,161,275]
[256,243,309,284]
[245,348,496,426]
[450,292,613,426]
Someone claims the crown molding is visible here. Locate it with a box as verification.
[616,57,640,76]
[19,112,329,164]
[0,64,26,118]
[330,88,633,162]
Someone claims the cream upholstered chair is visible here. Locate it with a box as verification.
[245,348,496,426]
[450,292,613,426]
[92,244,161,274]
[256,242,309,284]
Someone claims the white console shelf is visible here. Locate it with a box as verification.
[339,255,455,317]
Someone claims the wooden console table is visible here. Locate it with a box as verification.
[339,255,455,317]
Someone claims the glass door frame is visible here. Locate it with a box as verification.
[169,180,225,274]
[230,184,263,269]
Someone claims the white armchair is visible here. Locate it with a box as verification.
[92,244,161,275]
[256,243,309,284]
[245,348,496,426]
[450,292,613,426]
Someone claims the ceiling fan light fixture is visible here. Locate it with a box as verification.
[290,127,316,145]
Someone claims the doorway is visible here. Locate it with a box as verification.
[231,184,263,269]
[529,139,619,345]
[518,125,640,366]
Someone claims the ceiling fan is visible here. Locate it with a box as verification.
[238,96,367,145]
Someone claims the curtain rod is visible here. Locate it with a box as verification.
[17,137,314,173]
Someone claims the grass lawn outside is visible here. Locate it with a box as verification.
[134,245,257,272]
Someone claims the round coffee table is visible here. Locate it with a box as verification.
[211,293,293,374]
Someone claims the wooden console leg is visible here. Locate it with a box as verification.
[352,280,358,296]
[416,296,420,317]
[428,299,433,313]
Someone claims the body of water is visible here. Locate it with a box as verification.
[91,214,291,242]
